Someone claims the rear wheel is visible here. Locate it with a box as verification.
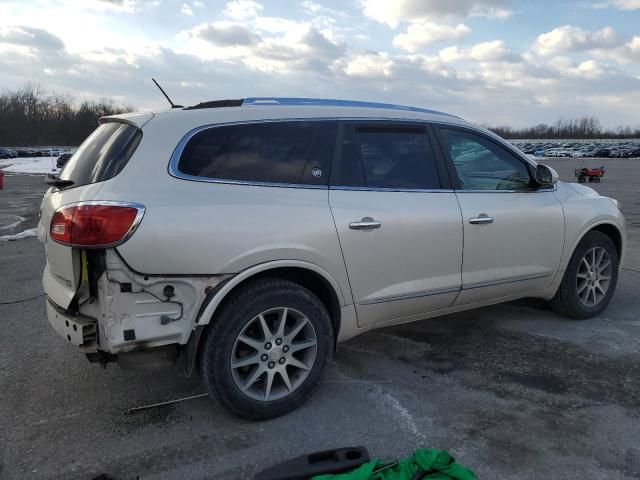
[578,176,586,183]
[200,278,334,419]
[550,231,619,319]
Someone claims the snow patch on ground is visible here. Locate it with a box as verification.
[1,157,59,174]
[0,228,38,241]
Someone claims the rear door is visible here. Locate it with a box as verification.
[329,122,463,327]
[434,126,564,305]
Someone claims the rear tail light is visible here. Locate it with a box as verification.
[50,202,145,247]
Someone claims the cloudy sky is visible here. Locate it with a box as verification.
[1,0,639,127]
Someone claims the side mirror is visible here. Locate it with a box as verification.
[535,164,558,186]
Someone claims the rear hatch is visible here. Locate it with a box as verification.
[39,119,146,309]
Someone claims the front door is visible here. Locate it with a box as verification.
[436,126,564,305]
[329,122,463,327]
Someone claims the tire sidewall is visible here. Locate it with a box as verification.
[202,280,334,419]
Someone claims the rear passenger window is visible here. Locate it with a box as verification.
[177,121,337,185]
[333,124,440,190]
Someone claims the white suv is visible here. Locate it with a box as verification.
[39,98,625,419]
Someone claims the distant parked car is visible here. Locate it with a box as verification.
[593,148,611,158]
[56,153,72,168]
[16,148,36,157]
[0,147,17,159]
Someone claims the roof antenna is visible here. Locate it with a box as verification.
[152,78,183,108]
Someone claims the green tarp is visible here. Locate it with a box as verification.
[313,449,475,480]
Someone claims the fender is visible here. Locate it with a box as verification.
[182,259,348,376]
[542,218,625,301]
[561,219,625,273]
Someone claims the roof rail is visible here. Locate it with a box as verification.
[183,99,244,110]
[241,97,456,117]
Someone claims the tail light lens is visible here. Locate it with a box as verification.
[50,202,145,247]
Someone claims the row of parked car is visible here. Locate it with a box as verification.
[0,146,73,159]
[512,141,640,158]
[0,146,74,168]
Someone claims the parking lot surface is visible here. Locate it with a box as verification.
[1,159,639,480]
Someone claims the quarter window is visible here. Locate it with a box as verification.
[333,124,440,190]
[58,122,142,188]
[440,128,533,191]
[177,121,337,185]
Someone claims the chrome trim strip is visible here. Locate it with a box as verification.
[359,286,461,305]
[241,97,460,119]
[51,200,146,249]
[331,186,454,193]
[462,272,552,290]
[454,185,558,194]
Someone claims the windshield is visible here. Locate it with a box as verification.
[59,121,142,188]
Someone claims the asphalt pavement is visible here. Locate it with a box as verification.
[0,160,639,480]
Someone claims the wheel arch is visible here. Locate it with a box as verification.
[560,220,624,279]
[183,260,345,376]
[570,220,623,261]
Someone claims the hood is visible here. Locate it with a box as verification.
[568,182,600,198]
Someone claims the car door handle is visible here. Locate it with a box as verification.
[469,215,494,224]
[349,218,381,230]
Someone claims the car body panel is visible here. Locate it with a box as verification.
[453,189,565,305]
[329,189,463,326]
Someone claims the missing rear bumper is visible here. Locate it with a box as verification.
[86,344,178,371]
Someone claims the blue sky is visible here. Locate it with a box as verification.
[0,0,639,127]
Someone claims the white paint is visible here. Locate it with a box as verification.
[376,386,427,442]
[0,215,25,231]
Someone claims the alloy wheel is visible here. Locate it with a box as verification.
[576,246,612,307]
[230,307,317,401]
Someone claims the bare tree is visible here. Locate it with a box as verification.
[0,83,133,146]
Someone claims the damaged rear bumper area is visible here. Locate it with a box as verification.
[44,248,231,370]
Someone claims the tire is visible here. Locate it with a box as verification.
[200,278,334,420]
[550,231,619,319]
[578,176,586,183]
[595,177,601,183]
[588,176,594,182]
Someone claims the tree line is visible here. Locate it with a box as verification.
[488,116,640,140]
[0,84,133,147]
[1,84,639,145]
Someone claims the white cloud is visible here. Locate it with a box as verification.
[342,52,394,78]
[223,0,263,20]
[610,0,640,9]
[548,56,606,79]
[470,6,514,19]
[188,21,260,46]
[439,40,519,62]
[360,0,508,28]
[532,25,620,56]
[193,1,205,6]
[181,3,193,16]
[393,22,470,52]
[593,35,640,63]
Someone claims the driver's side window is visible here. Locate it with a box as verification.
[441,128,533,191]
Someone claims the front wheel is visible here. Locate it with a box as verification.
[550,231,619,319]
[200,278,334,419]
